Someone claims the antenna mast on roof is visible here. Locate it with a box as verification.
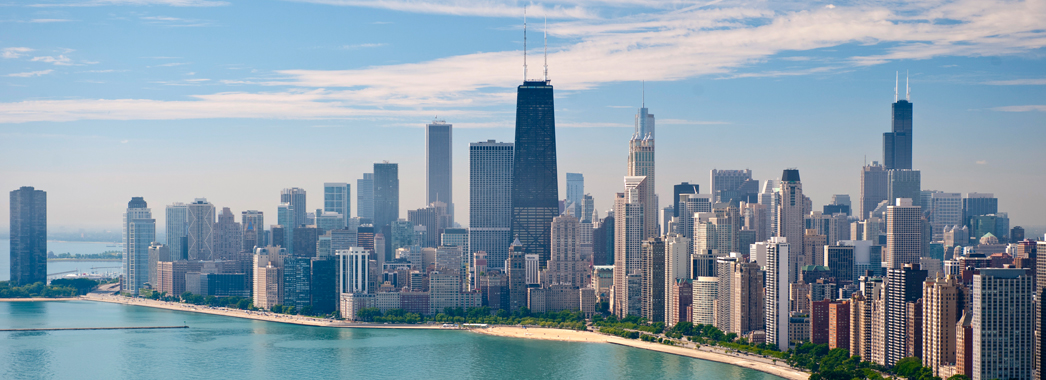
[894,71,898,102]
[523,8,527,82]
[642,80,645,107]
[543,16,548,82]
[906,70,910,101]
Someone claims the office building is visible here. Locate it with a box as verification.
[566,173,584,218]
[884,263,927,367]
[280,187,307,229]
[337,247,370,295]
[241,210,264,252]
[426,121,453,223]
[710,169,753,202]
[123,197,154,295]
[187,198,215,261]
[147,243,171,287]
[614,177,648,318]
[357,173,374,219]
[928,192,962,240]
[547,215,585,287]
[254,246,286,311]
[887,169,921,208]
[507,238,526,312]
[373,162,399,230]
[777,170,806,278]
[886,198,922,268]
[627,106,657,241]
[469,140,514,270]
[641,237,665,322]
[860,163,889,220]
[883,90,913,170]
[510,77,559,272]
[214,207,242,260]
[673,182,699,218]
[166,202,189,261]
[324,183,351,228]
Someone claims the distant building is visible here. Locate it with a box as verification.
[166,202,189,260]
[765,237,790,350]
[641,237,665,322]
[213,207,242,260]
[922,274,964,377]
[565,173,584,218]
[886,198,922,268]
[187,198,215,261]
[692,276,717,325]
[357,173,374,219]
[241,210,265,252]
[123,197,154,295]
[972,268,1033,380]
[860,163,889,220]
[884,263,927,367]
[883,97,913,170]
[426,121,453,224]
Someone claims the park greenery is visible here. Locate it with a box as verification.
[0,279,99,298]
[355,306,588,330]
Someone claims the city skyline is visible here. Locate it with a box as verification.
[1,0,1045,233]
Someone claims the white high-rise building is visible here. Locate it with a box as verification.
[628,106,656,240]
[280,187,307,229]
[614,176,648,317]
[693,276,718,325]
[165,202,188,260]
[187,198,215,261]
[548,215,585,287]
[764,237,790,350]
[469,140,513,270]
[337,247,370,295]
[323,182,351,228]
[972,268,1034,380]
[123,197,154,295]
[776,169,806,282]
[886,198,922,268]
[928,192,961,241]
[525,254,540,285]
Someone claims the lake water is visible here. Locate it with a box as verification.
[0,240,122,281]
[0,301,784,380]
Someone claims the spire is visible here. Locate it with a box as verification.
[543,16,548,82]
[894,71,898,102]
[523,8,527,82]
[642,80,645,108]
[905,70,910,101]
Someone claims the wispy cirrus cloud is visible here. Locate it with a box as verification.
[2,47,34,59]
[286,0,596,19]
[2,0,1046,123]
[992,105,1046,112]
[140,15,213,27]
[6,69,54,77]
[31,54,74,65]
[29,0,228,7]
[31,18,72,22]
[983,79,1046,85]
[342,43,387,49]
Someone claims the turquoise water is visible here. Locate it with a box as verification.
[0,301,784,380]
[1,240,121,281]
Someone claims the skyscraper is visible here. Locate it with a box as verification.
[426,121,453,223]
[123,197,154,295]
[641,237,665,322]
[548,215,585,288]
[373,162,399,230]
[710,169,752,202]
[357,173,374,220]
[628,106,657,241]
[972,268,1034,380]
[187,198,215,261]
[884,263,927,367]
[777,169,806,281]
[280,187,307,228]
[9,187,46,285]
[765,237,790,350]
[860,162,889,220]
[507,238,526,312]
[922,274,963,377]
[888,169,921,206]
[510,78,559,269]
[565,173,584,217]
[673,182,699,218]
[213,207,242,260]
[277,203,294,253]
[886,198,922,268]
[614,176,648,317]
[323,182,350,228]
[884,80,913,170]
[470,140,513,269]
[166,202,189,260]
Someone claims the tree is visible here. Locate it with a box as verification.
[945,375,970,380]
[893,357,923,379]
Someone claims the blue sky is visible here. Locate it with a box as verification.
[1,0,1044,233]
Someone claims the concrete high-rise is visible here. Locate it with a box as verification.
[565,173,584,218]
[884,89,913,170]
[641,237,665,322]
[470,140,514,270]
[673,182,699,218]
[166,202,189,260]
[710,169,752,201]
[213,207,242,260]
[548,215,585,287]
[187,198,215,261]
[280,187,307,228]
[614,176,648,317]
[888,169,921,206]
[510,77,559,271]
[765,237,790,350]
[860,163,888,220]
[777,169,806,282]
[628,106,657,241]
[928,192,962,240]
[426,121,453,224]
[886,198,922,268]
[323,183,350,228]
[884,263,927,367]
[9,187,46,285]
[241,210,264,252]
[356,173,374,219]
[123,197,154,295]
[922,274,963,377]
[507,238,526,312]
[972,268,1033,380]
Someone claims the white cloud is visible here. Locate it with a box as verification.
[342,43,387,49]
[31,55,75,65]
[287,0,597,19]
[31,18,73,22]
[983,79,1046,85]
[155,62,189,67]
[6,69,54,77]
[658,119,730,125]
[30,0,229,7]
[992,105,1046,112]
[2,47,34,59]
[976,160,987,165]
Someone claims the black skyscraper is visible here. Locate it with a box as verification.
[511,79,558,268]
[10,186,46,285]
[673,182,699,218]
[884,99,913,170]
[373,162,399,230]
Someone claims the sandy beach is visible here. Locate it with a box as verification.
[81,293,444,329]
[472,326,808,380]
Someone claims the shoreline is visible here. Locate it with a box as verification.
[471,326,808,380]
[27,295,806,379]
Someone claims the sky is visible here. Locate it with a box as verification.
[1,0,1044,234]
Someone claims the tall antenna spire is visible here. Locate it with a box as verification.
[894,71,898,102]
[642,80,645,107]
[543,16,548,82]
[523,8,527,82]
[905,70,910,101]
